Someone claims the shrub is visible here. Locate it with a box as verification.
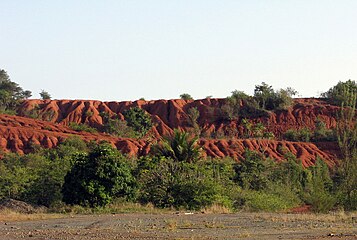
[283,128,312,142]
[234,150,273,191]
[221,90,266,120]
[123,107,152,137]
[254,82,296,111]
[69,122,97,133]
[152,129,202,163]
[62,143,137,207]
[137,157,235,210]
[39,90,51,100]
[102,118,137,138]
[302,159,336,213]
[312,119,337,142]
[321,80,357,106]
[239,190,298,212]
[180,93,193,100]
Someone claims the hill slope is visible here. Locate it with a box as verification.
[0,98,343,167]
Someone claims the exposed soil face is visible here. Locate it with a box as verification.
[0,114,338,167]
[0,98,344,166]
[19,98,340,138]
[0,213,356,239]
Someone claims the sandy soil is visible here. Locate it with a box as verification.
[0,212,356,240]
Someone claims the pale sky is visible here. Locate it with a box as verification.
[0,1,356,101]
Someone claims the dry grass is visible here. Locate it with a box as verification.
[165,219,178,231]
[253,210,357,223]
[201,203,232,214]
[0,208,63,222]
[52,202,172,215]
[104,202,171,214]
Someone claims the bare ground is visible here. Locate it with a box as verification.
[0,212,356,240]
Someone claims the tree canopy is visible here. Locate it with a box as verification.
[0,69,32,111]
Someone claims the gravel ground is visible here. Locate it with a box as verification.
[0,213,356,239]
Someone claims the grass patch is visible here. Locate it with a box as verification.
[51,201,172,215]
[201,203,232,214]
[0,208,63,222]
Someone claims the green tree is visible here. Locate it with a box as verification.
[322,80,357,106]
[153,129,202,163]
[180,93,193,100]
[254,82,274,110]
[187,107,201,135]
[123,107,152,137]
[333,84,357,210]
[254,82,296,111]
[39,90,51,100]
[0,69,32,111]
[62,143,137,207]
[234,150,272,191]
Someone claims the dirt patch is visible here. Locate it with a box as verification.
[0,212,356,239]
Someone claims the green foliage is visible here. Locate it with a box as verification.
[322,80,357,106]
[333,85,357,210]
[69,122,97,133]
[234,150,272,190]
[221,90,266,120]
[179,93,193,100]
[123,107,152,137]
[238,190,299,212]
[22,104,41,119]
[187,107,201,135]
[312,119,337,142]
[0,153,36,200]
[241,119,274,139]
[62,143,137,207]
[153,129,202,163]
[39,90,51,100]
[187,107,200,127]
[218,83,296,121]
[137,157,235,210]
[0,69,32,112]
[302,159,336,213]
[102,118,137,138]
[283,127,312,142]
[0,147,75,207]
[254,82,296,111]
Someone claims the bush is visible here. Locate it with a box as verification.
[312,119,337,142]
[322,80,357,106]
[102,118,137,138]
[283,128,312,142]
[254,82,296,111]
[220,90,266,120]
[69,122,97,133]
[123,107,152,137]
[152,129,202,163]
[234,150,273,191]
[137,157,236,210]
[62,143,137,207]
[302,159,336,213]
[239,190,298,212]
[180,93,193,100]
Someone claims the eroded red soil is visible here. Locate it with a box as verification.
[0,98,345,166]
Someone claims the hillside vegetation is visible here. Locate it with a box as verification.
[0,69,356,212]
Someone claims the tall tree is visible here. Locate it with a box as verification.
[0,69,32,111]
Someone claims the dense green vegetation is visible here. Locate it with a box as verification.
[0,130,354,212]
[0,69,31,114]
[0,72,355,213]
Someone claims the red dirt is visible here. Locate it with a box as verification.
[0,98,345,166]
